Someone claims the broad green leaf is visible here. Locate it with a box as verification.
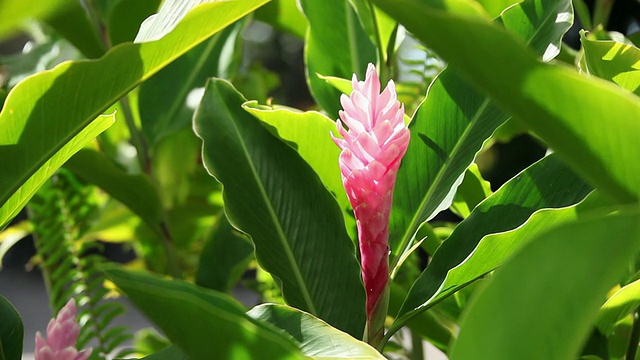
[0,295,22,360]
[450,164,492,219]
[105,268,303,360]
[134,0,217,43]
[597,279,640,335]
[581,32,640,95]
[248,304,385,359]
[449,210,640,360]
[373,0,640,204]
[298,0,376,116]
[241,101,355,236]
[254,0,308,38]
[46,0,106,58]
[137,345,190,360]
[0,0,268,229]
[389,0,574,266]
[393,155,593,330]
[194,79,366,337]
[195,214,254,293]
[0,0,74,40]
[107,0,162,45]
[63,149,163,232]
[139,20,245,144]
[0,114,113,230]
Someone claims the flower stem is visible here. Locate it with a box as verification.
[626,308,640,360]
[368,0,388,83]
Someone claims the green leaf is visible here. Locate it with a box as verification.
[0,0,74,40]
[0,0,268,229]
[105,267,303,360]
[348,0,396,62]
[194,79,366,337]
[248,304,385,359]
[0,114,114,230]
[597,279,640,335]
[139,19,245,144]
[373,0,640,204]
[394,155,593,330]
[107,0,162,45]
[63,149,163,232]
[298,0,376,116]
[450,163,492,219]
[581,32,640,96]
[195,214,253,293]
[46,0,106,58]
[474,0,520,18]
[241,101,355,236]
[0,295,23,360]
[0,220,33,266]
[254,0,308,38]
[449,210,640,360]
[137,345,190,360]
[388,0,574,266]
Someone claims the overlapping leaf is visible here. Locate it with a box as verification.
[581,33,640,96]
[105,268,303,360]
[0,0,268,229]
[388,0,574,265]
[392,155,592,332]
[450,210,640,360]
[373,0,640,204]
[194,79,366,337]
[0,296,22,360]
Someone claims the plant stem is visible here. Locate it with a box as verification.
[593,0,615,29]
[409,329,424,360]
[627,309,640,360]
[572,0,593,30]
[120,95,152,175]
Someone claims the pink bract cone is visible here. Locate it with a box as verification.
[35,299,92,360]
[332,63,410,344]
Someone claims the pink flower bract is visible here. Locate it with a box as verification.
[332,63,409,318]
[35,299,92,360]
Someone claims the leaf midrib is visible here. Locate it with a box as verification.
[216,86,317,314]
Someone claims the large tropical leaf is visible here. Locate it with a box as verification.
[373,0,640,204]
[248,304,385,359]
[392,155,593,331]
[389,0,574,265]
[105,268,303,360]
[449,210,640,360]
[0,296,22,360]
[298,0,376,116]
[194,79,366,337]
[0,0,268,229]
[597,279,640,335]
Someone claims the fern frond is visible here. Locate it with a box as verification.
[29,169,133,359]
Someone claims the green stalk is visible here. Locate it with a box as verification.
[626,309,640,360]
[593,0,615,29]
[368,0,389,83]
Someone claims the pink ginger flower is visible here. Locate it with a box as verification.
[332,63,409,341]
[35,299,92,360]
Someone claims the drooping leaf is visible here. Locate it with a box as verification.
[254,0,308,38]
[194,79,366,337]
[581,31,640,96]
[388,0,574,266]
[597,279,640,335]
[248,304,385,359]
[63,149,163,232]
[0,220,33,266]
[195,214,254,293]
[105,267,303,360]
[0,0,268,229]
[393,155,593,329]
[242,101,355,237]
[0,295,23,360]
[298,0,376,116]
[449,210,640,360]
[373,0,640,204]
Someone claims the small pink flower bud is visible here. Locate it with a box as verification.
[332,63,409,340]
[35,299,92,360]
